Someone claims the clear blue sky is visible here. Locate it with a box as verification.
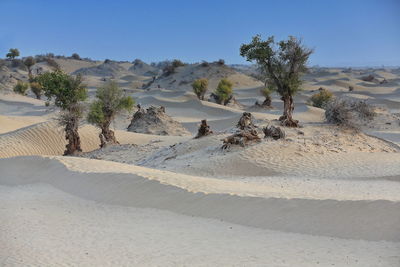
[1,0,399,66]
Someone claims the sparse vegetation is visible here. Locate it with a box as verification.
[240,35,313,127]
[214,78,233,105]
[87,81,134,147]
[162,59,186,76]
[309,88,333,108]
[6,48,20,59]
[13,81,29,95]
[37,70,88,155]
[30,81,43,99]
[192,78,209,100]
[325,98,376,129]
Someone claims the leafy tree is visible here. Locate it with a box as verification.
[24,56,36,76]
[87,81,134,147]
[37,70,88,155]
[240,35,313,127]
[71,53,81,60]
[214,78,233,105]
[192,78,208,100]
[13,81,29,95]
[309,88,333,108]
[6,48,20,59]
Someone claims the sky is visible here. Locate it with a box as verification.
[0,0,399,67]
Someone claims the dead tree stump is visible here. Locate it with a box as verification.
[263,125,285,140]
[195,119,213,138]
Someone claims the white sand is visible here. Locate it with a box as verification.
[1,63,400,266]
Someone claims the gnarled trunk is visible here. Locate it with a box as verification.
[99,118,118,148]
[64,116,82,155]
[279,95,298,127]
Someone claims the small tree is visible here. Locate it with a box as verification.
[260,86,273,106]
[24,56,36,76]
[87,81,134,147]
[240,35,313,127]
[214,78,233,105]
[37,70,88,155]
[192,78,208,100]
[6,48,20,59]
[13,81,29,95]
[309,89,333,108]
[71,53,81,60]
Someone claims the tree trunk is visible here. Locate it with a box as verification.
[99,119,118,148]
[64,116,82,155]
[279,95,298,127]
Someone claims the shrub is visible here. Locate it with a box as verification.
[172,59,185,68]
[201,61,209,67]
[104,59,112,64]
[6,48,20,59]
[260,87,272,106]
[13,81,29,95]
[216,59,225,65]
[309,88,333,108]
[214,78,233,105]
[192,78,208,100]
[71,53,81,60]
[30,81,43,99]
[24,57,36,75]
[325,98,376,129]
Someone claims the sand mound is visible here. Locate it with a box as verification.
[149,63,262,91]
[73,61,126,77]
[1,156,400,243]
[128,59,159,76]
[127,106,191,136]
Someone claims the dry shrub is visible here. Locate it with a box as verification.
[325,98,376,129]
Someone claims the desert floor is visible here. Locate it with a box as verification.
[1,63,400,266]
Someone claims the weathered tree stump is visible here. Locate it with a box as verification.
[195,119,213,139]
[222,112,261,149]
[263,125,285,140]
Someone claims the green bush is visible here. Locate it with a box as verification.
[192,78,208,100]
[309,89,333,108]
[214,78,233,105]
[30,81,43,99]
[13,81,29,95]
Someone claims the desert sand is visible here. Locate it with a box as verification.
[1,58,400,266]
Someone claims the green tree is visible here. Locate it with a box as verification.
[192,78,208,100]
[37,70,88,155]
[240,35,313,127]
[6,48,20,59]
[13,81,29,95]
[24,56,36,76]
[214,78,233,105]
[87,81,134,147]
[71,53,81,60]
